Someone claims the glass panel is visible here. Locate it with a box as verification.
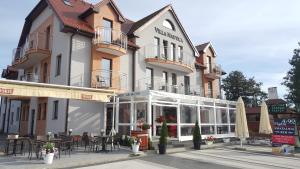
[229,109,236,124]
[103,19,112,43]
[215,103,227,107]
[135,102,147,123]
[101,58,112,87]
[146,68,153,89]
[200,107,214,124]
[217,125,229,134]
[201,126,215,135]
[216,108,228,124]
[163,40,168,59]
[118,125,130,135]
[181,126,194,136]
[154,37,160,57]
[180,105,197,123]
[170,43,175,61]
[155,106,177,123]
[119,103,130,123]
[230,125,235,133]
[156,125,177,138]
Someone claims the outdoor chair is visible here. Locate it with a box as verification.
[72,135,81,149]
[106,134,121,151]
[5,134,23,156]
[59,135,73,157]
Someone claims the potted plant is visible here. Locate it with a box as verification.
[206,136,215,145]
[193,120,202,150]
[158,120,168,154]
[130,136,141,154]
[43,142,55,164]
[142,123,150,130]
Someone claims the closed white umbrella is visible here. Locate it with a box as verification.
[259,101,273,134]
[235,97,249,148]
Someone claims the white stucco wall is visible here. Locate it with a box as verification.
[46,98,67,133]
[29,6,53,34]
[68,100,104,136]
[70,35,92,87]
[120,50,133,92]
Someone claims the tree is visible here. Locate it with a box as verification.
[282,43,300,112]
[222,71,267,106]
[193,120,201,150]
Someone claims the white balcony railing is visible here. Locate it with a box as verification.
[139,45,195,69]
[204,63,222,76]
[71,69,128,91]
[137,77,203,96]
[20,73,49,83]
[12,32,53,64]
[93,27,127,50]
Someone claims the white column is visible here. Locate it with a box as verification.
[197,100,201,133]
[147,94,152,140]
[115,98,120,133]
[103,103,107,131]
[177,99,181,141]
[227,103,231,133]
[130,97,134,131]
[153,105,157,137]
[213,101,217,136]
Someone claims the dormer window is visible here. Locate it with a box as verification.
[163,19,175,31]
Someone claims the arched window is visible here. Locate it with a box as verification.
[163,19,175,31]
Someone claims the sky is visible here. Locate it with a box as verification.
[1,0,299,98]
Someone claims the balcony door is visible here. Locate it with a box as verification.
[171,73,177,93]
[45,26,51,50]
[101,58,112,88]
[103,19,112,44]
[184,76,190,95]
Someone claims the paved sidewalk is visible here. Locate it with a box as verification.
[0,148,135,169]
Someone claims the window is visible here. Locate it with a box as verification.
[101,58,112,87]
[43,62,48,83]
[177,46,183,61]
[162,40,168,59]
[162,72,168,91]
[63,0,72,6]
[16,108,20,121]
[171,73,177,93]
[207,56,212,73]
[184,76,190,95]
[170,43,176,61]
[200,107,214,124]
[163,19,175,31]
[103,19,113,43]
[55,54,62,76]
[146,68,153,90]
[154,37,160,57]
[208,81,213,98]
[53,101,58,120]
[10,112,14,124]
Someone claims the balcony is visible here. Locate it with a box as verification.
[204,64,222,80]
[12,32,52,69]
[93,27,127,56]
[71,69,128,93]
[137,77,203,96]
[20,73,49,83]
[141,45,194,73]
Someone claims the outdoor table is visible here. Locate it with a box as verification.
[6,137,29,156]
[95,135,111,152]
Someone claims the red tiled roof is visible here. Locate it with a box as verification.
[48,0,94,34]
[266,99,287,105]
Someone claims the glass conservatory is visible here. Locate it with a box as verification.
[108,90,236,141]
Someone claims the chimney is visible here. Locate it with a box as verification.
[268,87,279,99]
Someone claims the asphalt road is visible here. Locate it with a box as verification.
[77,148,300,169]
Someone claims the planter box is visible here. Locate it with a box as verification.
[131,130,148,150]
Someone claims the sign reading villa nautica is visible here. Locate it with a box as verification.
[154,27,183,43]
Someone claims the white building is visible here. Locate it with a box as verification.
[0,0,236,141]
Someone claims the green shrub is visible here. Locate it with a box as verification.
[193,120,201,144]
[159,120,168,145]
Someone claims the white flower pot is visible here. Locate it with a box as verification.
[223,138,230,143]
[206,141,213,145]
[44,153,54,165]
[132,144,140,154]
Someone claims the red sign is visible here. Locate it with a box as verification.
[81,94,93,100]
[272,135,295,145]
[0,88,14,95]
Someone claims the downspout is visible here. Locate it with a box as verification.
[132,50,136,92]
[6,99,12,133]
[65,33,76,133]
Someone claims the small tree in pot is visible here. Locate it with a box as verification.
[193,120,202,150]
[158,120,168,154]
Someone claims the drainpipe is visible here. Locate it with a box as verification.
[132,50,136,92]
[65,33,75,133]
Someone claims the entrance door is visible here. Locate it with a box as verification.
[30,110,35,136]
[106,106,113,135]
[184,76,190,95]
[103,19,112,43]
